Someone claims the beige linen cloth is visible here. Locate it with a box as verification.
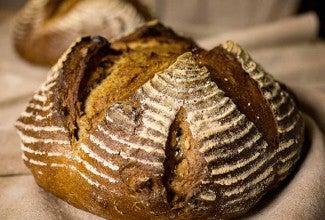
[1,5,325,220]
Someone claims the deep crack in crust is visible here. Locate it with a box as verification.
[16,22,305,220]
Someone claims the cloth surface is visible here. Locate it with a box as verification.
[143,0,300,38]
[0,5,325,220]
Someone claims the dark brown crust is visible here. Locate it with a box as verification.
[16,22,305,220]
[113,20,195,46]
[77,22,196,136]
[198,47,279,149]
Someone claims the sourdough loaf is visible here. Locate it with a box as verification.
[15,21,305,219]
[13,0,152,65]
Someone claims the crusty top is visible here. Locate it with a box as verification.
[16,21,305,219]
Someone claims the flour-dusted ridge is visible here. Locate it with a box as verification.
[222,40,304,181]
[15,23,305,219]
[14,0,151,65]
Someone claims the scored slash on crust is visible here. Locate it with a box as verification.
[15,33,304,219]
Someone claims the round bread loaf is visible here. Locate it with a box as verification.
[15,21,305,219]
[13,0,152,66]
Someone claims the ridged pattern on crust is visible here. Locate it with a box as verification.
[15,38,121,190]
[222,41,305,181]
[15,38,305,219]
[136,53,278,216]
[14,0,148,64]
